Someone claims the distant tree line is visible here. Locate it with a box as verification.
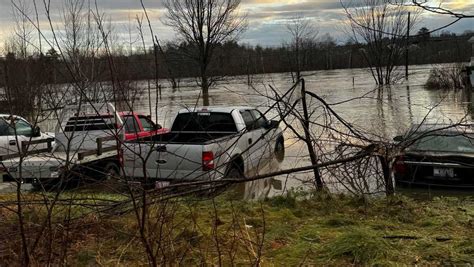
[0,31,472,89]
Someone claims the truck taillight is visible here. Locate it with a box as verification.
[202,151,214,171]
[393,156,406,175]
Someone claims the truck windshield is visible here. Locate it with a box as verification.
[172,112,237,132]
[0,118,32,136]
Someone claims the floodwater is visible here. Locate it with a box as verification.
[37,65,473,199]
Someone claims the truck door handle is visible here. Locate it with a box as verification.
[156,159,167,164]
[9,140,16,146]
[248,138,253,145]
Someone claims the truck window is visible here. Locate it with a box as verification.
[250,110,267,129]
[172,112,237,132]
[0,119,9,136]
[138,116,158,131]
[9,119,33,136]
[64,115,116,132]
[240,110,256,131]
[123,115,139,133]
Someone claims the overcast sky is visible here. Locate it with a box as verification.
[0,0,472,51]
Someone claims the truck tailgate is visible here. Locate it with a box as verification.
[124,142,212,181]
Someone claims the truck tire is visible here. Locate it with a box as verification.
[103,162,120,180]
[275,138,285,162]
[225,161,244,179]
[100,162,123,191]
[31,181,45,191]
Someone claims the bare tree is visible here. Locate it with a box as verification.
[162,0,247,106]
[62,0,86,61]
[286,16,318,81]
[342,0,420,85]
[10,0,34,59]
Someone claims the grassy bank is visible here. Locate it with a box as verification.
[0,191,473,265]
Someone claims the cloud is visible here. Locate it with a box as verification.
[0,0,472,49]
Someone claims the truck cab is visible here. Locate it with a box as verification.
[0,115,53,158]
[119,112,169,140]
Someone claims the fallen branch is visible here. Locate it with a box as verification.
[383,235,418,240]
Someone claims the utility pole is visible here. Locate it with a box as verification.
[405,12,411,80]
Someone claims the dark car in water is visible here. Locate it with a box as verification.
[393,124,474,188]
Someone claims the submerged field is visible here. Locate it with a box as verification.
[0,190,472,266]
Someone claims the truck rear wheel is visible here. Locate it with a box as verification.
[104,162,120,180]
[100,162,123,191]
[225,161,244,179]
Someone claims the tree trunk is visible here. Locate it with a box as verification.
[300,79,324,190]
[378,155,394,196]
[201,74,209,106]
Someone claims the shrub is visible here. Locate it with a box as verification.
[425,63,467,90]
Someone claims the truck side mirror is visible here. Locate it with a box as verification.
[265,120,279,129]
[33,126,41,137]
[393,135,403,142]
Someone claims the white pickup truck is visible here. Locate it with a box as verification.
[1,103,124,188]
[123,106,285,183]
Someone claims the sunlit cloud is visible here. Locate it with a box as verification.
[441,0,474,10]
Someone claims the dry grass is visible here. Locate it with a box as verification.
[0,191,472,266]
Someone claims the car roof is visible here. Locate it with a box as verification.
[177,106,256,114]
[408,123,474,134]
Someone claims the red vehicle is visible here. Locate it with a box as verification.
[119,112,168,140]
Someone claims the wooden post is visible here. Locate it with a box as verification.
[300,79,324,190]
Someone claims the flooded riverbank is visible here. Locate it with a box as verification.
[35,65,472,199]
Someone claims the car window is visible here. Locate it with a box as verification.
[250,110,267,129]
[9,119,33,136]
[240,110,256,131]
[139,116,157,132]
[123,115,139,133]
